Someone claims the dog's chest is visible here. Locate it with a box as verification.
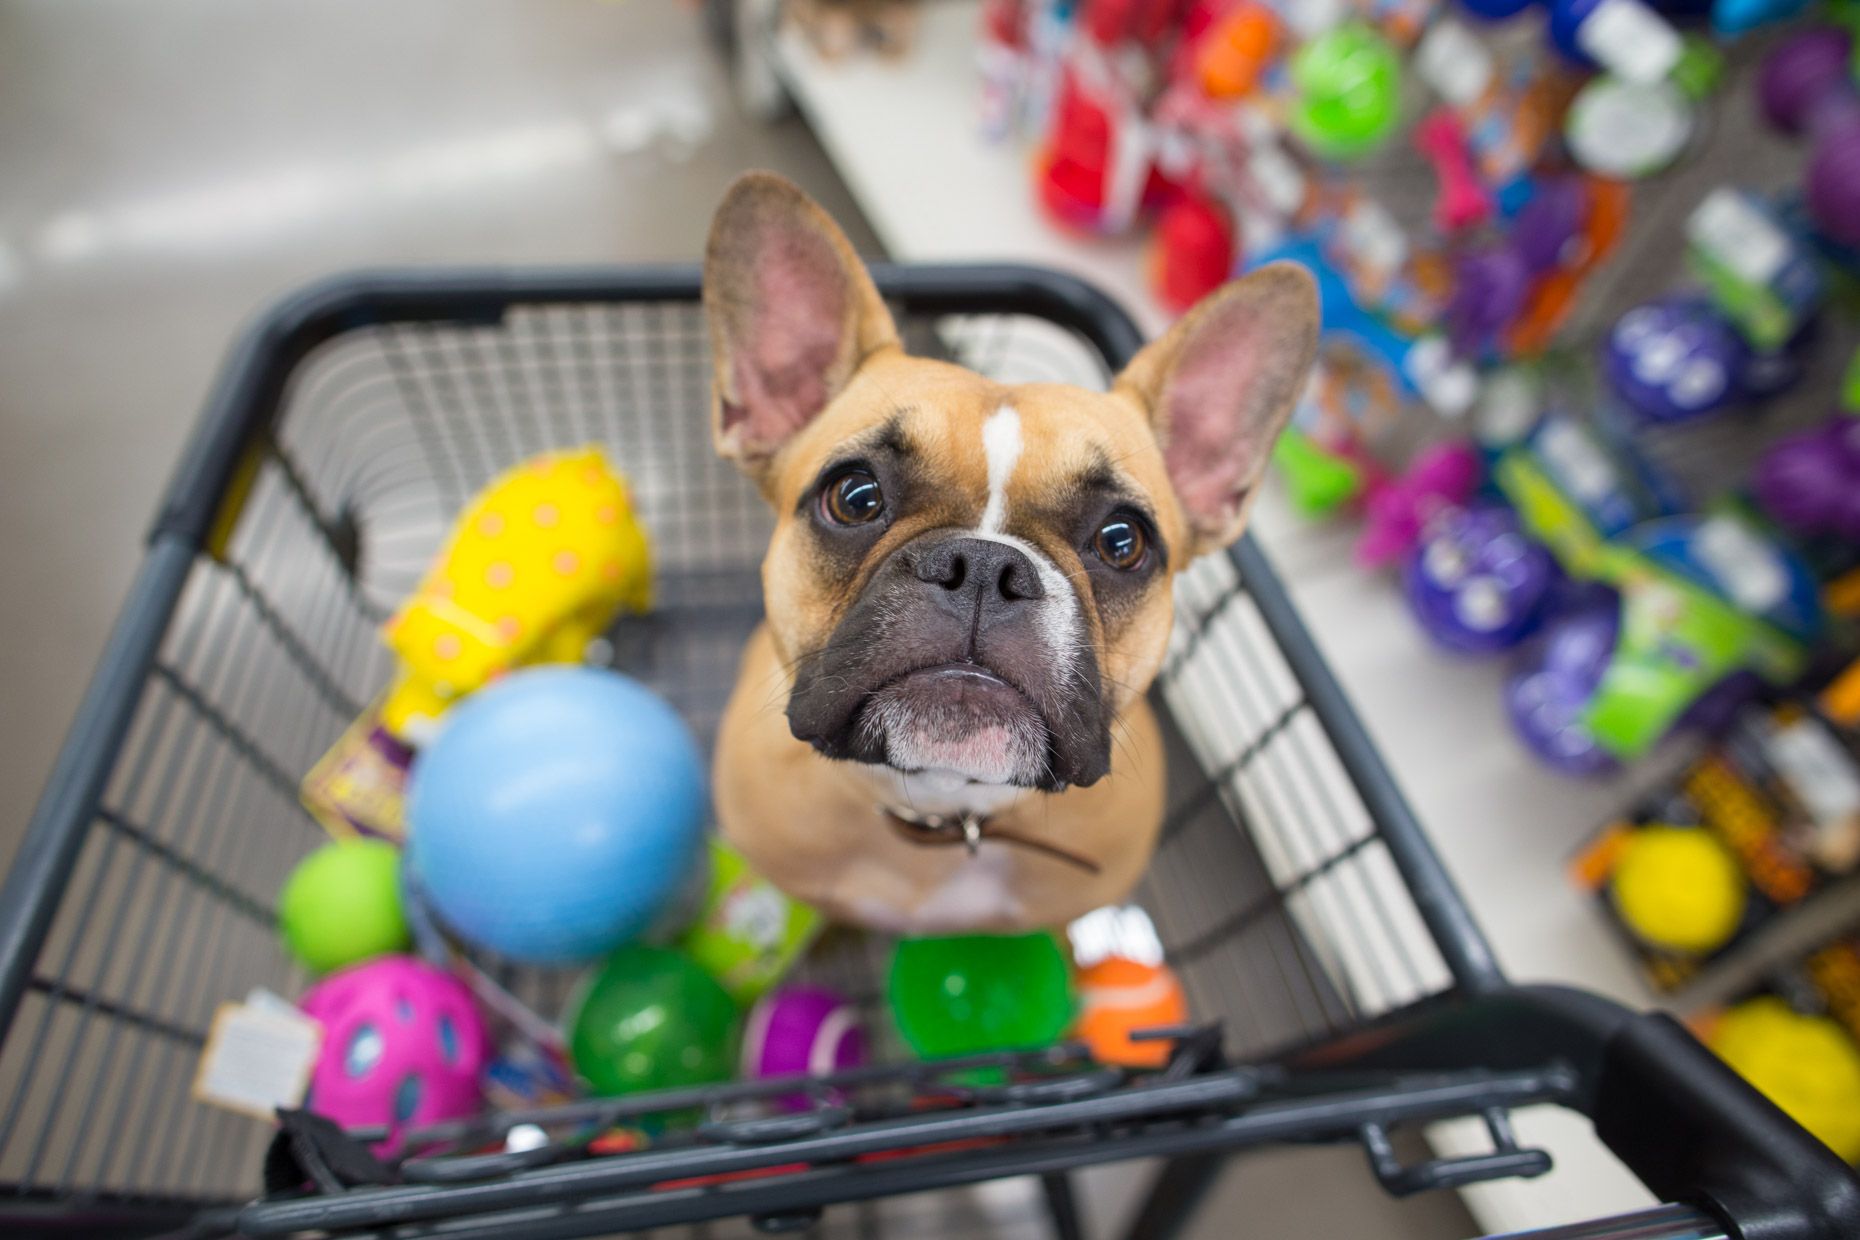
[844,843,1026,934]
[836,768,1031,932]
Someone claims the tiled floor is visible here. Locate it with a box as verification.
[0,2,1472,1234]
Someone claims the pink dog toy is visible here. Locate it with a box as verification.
[1415,111,1493,235]
[1356,440,1483,568]
[299,955,490,1149]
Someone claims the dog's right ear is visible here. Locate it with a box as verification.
[704,172,899,483]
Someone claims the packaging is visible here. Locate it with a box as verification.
[299,697,412,842]
[1693,931,1860,1164]
[675,839,823,1006]
[1572,689,1860,990]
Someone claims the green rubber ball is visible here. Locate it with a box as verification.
[279,838,412,974]
[568,944,740,1097]
[1289,23,1401,161]
[889,932,1074,1059]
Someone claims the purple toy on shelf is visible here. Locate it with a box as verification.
[1447,178,1590,361]
[1504,597,1624,776]
[1405,504,1559,654]
[1759,27,1860,249]
[1601,295,1749,424]
[298,955,490,1149]
[1753,415,1860,541]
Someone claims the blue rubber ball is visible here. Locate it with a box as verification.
[407,667,706,964]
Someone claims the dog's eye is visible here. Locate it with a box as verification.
[1093,516,1148,570]
[822,469,884,525]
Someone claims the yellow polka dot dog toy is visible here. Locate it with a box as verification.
[380,447,652,740]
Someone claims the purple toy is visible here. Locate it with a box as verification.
[742,986,866,1110]
[1759,28,1860,249]
[1504,597,1623,776]
[1405,504,1558,655]
[1601,296,1749,424]
[299,956,490,1148]
[1447,179,1589,360]
[1753,415,1860,541]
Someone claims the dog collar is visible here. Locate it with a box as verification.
[880,805,1102,876]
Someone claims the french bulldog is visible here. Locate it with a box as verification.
[705,172,1318,934]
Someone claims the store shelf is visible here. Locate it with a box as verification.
[770,4,1668,1231]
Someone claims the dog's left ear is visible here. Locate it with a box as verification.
[1114,262,1319,557]
[704,171,900,484]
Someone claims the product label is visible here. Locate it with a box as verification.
[194,999,321,1120]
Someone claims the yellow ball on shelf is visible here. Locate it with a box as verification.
[1709,997,1860,1163]
[1608,826,1746,955]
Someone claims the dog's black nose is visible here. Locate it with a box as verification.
[910,535,1044,607]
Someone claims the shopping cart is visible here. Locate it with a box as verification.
[0,266,1854,1240]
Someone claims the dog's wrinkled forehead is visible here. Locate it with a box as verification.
[770,363,1184,559]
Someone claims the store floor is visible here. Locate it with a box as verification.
[0,2,1472,1233]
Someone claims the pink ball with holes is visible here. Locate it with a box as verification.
[298,956,489,1146]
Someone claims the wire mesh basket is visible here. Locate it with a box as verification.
[0,266,1854,1240]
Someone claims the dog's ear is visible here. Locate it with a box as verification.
[704,171,899,482]
[1113,262,1319,557]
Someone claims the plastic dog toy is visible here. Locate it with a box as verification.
[742,986,867,1104]
[1601,295,1749,425]
[279,838,410,975]
[1358,440,1482,568]
[1758,28,1860,249]
[1074,956,1188,1068]
[1608,825,1747,954]
[1255,234,1475,417]
[568,944,740,1098]
[1707,997,1860,1162]
[889,932,1074,1059]
[1289,24,1403,161]
[1753,414,1860,542]
[299,956,490,1148]
[1405,503,1558,653]
[380,446,651,741]
[407,667,707,964]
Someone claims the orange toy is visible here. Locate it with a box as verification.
[1197,4,1279,100]
[1505,177,1631,357]
[1074,957,1189,1068]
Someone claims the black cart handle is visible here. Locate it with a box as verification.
[1484,1204,1727,1239]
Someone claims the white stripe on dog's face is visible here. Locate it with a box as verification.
[978,404,1022,535]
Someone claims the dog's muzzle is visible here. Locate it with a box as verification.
[787,530,1110,790]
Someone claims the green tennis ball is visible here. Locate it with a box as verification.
[279,838,411,974]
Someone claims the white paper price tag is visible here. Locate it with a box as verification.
[1286,0,1346,38]
[1405,336,1478,417]
[1247,141,1306,215]
[1768,717,1860,832]
[1340,199,1407,283]
[1416,21,1494,107]
[1537,419,1617,505]
[1696,514,1788,613]
[194,1000,322,1120]
[1687,189,1788,287]
[1578,0,1681,84]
